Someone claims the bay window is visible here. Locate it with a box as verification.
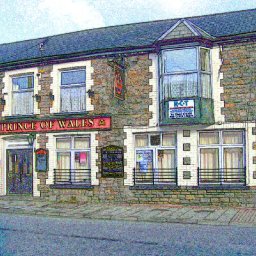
[198,130,245,186]
[60,69,86,112]
[55,136,91,184]
[134,133,176,185]
[12,75,34,115]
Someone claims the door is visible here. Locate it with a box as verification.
[7,149,33,194]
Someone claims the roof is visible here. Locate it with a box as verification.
[0,8,256,67]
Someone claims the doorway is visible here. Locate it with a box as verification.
[6,149,33,194]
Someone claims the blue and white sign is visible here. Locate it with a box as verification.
[169,99,195,119]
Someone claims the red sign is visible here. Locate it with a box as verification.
[0,116,111,134]
[114,65,125,100]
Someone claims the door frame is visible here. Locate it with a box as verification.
[6,148,33,195]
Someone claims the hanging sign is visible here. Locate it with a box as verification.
[114,65,125,100]
[0,116,111,134]
[169,99,195,119]
[101,145,124,177]
[35,148,48,172]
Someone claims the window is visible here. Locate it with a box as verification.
[55,137,90,184]
[199,130,245,185]
[134,133,176,184]
[161,47,211,100]
[60,69,86,112]
[12,75,34,115]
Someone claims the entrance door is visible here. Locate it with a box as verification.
[7,149,33,194]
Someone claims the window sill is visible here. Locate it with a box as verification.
[50,184,94,189]
[196,185,248,190]
[2,114,36,120]
[130,184,178,190]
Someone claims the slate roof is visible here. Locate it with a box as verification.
[0,8,255,67]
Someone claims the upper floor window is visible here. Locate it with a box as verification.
[60,69,86,112]
[12,75,34,115]
[161,47,211,100]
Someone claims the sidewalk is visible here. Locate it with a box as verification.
[0,196,255,227]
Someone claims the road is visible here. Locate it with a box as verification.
[0,213,255,256]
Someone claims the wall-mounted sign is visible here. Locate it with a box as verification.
[0,116,111,134]
[101,145,124,177]
[169,99,195,119]
[35,148,48,172]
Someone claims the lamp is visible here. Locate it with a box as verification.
[34,94,41,102]
[87,89,95,98]
[49,92,55,101]
[27,134,35,146]
[0,98,5,105]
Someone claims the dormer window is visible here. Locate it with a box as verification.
[12,75,34,115]
[161,47,211,100]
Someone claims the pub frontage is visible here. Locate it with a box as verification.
[0,9,256,207]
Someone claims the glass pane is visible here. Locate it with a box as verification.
[135,135,148,147]
[74,137,90,149]
[61,70,86,85]
[224,148,244,182]
[12,76,34,90]
[162,134,176,146]
[163,73,198,98]
[201,74,211,98]
[56,152,71,183]
[200,148,219,182]
[61,87,86,112]
[200,48,210,72]
[150,135,160,146]
[223,131,243,144]
[13,91,33,115]
[199,132,219,145]
[56,138,71,149]
[164,48,197,73]
[157,149,175,183]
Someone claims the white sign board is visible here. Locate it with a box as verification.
[169,99,195,119]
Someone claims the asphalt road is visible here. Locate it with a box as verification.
[0,213,255,256]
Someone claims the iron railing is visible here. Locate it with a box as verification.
[198,167,246,186]
[53,169,91,184]
[133,168,177,185]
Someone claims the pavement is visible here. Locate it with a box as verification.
[0,196,256,227]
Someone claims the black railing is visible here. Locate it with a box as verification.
[198,167,246,186]
[133,168,177,185]
[53,169,91,184]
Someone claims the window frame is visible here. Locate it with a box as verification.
[12,74,34,116]
[60,68,86,113]
[160,46,212,101]
[56,136,91,184]
[198,130,245,185]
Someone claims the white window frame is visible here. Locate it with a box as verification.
[12,74,34,116]
[56,136,91,184]
[60,69,86,113]
[198,130,245,185]
[160,46,212,100]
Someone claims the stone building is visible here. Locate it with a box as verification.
[0,9,255,206]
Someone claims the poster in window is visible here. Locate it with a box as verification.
[136,150,153,173]
[169,99,195,119]
[101,145,124,177]
[35,148,48,172]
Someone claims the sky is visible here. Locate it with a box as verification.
[0,0,255,44]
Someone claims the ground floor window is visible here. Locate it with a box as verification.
[134,133,177,185]
[198,130,245,185]
[55,136,91,184]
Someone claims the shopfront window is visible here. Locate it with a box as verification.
[12,75,34,115]
[55,136,91,184]
[60,69,86,112]
[198,130,245,185]
[134,133,176,185]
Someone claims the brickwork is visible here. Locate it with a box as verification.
[221,42,256,122]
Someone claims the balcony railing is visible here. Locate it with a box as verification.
[133,168,177,185]
[53,169,91,185]
[198,167,246,186]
